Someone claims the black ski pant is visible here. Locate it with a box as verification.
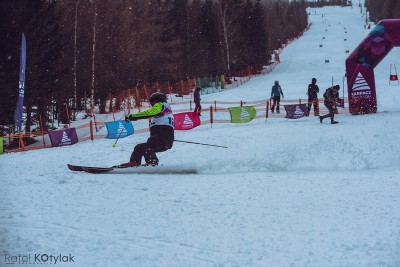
[194,100,201,115]
[320,102,336,122]
[271,96,281,112]
[130,125,174,165]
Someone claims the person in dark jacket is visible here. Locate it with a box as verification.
[121,92,174,167]
[194,87,202,116]
[270,80,284,113]
[307,78,320,116]
[319,85,340,124]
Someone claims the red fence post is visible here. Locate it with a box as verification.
[210,105,213,128]
[19,132,25,151]
[90,120,94,141]
[214,100,217,111]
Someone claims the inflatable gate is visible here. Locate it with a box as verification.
[346,19,400,115]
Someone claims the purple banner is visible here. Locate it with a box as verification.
[49,128,79,147]
[284,104,309,119]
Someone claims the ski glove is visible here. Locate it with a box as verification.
[125,115,138,122]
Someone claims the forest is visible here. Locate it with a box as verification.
[1,0,310,134]
[365,0,400,23]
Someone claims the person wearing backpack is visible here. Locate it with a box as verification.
[307,78,320,116]
[270,80,284,113]
[320,85,340,124]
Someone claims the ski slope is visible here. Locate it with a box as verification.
[1,3,400,267]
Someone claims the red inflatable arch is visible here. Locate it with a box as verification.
[346,19,400,115]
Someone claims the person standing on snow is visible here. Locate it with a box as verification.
[194,86,202,116]
[307,78,320,116]
[270,80,284,113]
[121,92,174,167]
[319,85,340,124]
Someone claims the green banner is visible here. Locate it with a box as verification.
[0,137,3,154]
[220,75,225,89]
[228,106,256,123]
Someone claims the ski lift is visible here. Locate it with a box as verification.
[345,47,350,53]
[389,64,399,85]
[319,42,323,48]
[325,56,330,63]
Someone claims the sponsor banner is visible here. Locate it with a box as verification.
[105,120,134,139]
[229,106,256,123]
[284,104,309,119]
[174,112,200,130]
[48,128,78,147]
[346,60,377,114]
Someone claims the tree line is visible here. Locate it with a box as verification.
[0,0,310,134]
[365,0,400,23]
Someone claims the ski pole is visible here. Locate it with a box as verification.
[112,121,129,148]
[174,139,227,148]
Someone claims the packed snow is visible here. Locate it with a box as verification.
[1,3,400,267]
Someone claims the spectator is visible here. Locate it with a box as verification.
[270,80,284,113]
[307,78,320,116]
[194,87,202,116]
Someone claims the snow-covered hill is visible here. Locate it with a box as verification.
[1,3,400,267]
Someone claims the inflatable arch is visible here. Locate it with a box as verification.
[346,19,400,115]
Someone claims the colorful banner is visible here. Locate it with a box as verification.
[174,112,201,130]
[0,137,3,154]
[284,104,309,119]
[105,120,134,139]
[14,33,26,130]
[228,106,256,123]
[48,128,79,147]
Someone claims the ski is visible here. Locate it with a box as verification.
[67,164,198,174]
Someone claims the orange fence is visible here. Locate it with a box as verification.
[2,95,349,154]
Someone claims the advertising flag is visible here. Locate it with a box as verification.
[48,128,79,147]
[14,33,26,130]
[174,112,201,130]
[284,104,309,119]
[105,120,134,139]
[228,106,256,123]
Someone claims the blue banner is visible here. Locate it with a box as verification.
[14,33,26,130]
[105,120,134,139]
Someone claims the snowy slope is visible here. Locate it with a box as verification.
[1,3,400,267]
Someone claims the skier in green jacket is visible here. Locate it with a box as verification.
[120,92,174,167]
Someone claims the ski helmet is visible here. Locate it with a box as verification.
[149,92,167,104]
[274,80,279,85]
[312,78,317,83]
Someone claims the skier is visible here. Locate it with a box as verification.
[194,86,202,116]
[319,85,340,124]
[307,78,320,116]
[121,92,174,167]
[270,80,284,113]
